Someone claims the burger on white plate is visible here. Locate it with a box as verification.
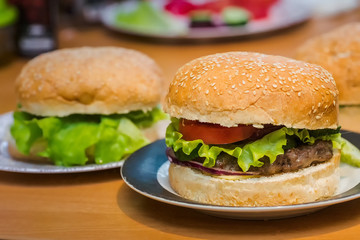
[164,52,360,207]
[9,47,168,166]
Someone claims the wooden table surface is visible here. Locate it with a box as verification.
[1,8,360,240]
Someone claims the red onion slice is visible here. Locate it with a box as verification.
[166,148,257,176]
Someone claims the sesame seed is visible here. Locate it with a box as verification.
[298,92,301,97]
[273,84,277,88]
[315,116,321,120]
[232,84,236,89]
[205,90,209,94]
[253,91,256,95]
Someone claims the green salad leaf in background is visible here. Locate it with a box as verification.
[115,1,187,35]
[0,0,18,28]
[166,118,360,172]
[11,107,167,166]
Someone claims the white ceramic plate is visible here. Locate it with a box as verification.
[121,137,360,220]
[0,112,124,174]
[100,0,311,42]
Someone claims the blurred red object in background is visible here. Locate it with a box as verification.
[164,0,196,15]
[234,0,279,19]
[165,0,279,19]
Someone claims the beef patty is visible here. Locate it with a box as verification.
[214,140,333,175]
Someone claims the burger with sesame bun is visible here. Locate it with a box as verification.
[164,52,360,207]
[9,47,168,166]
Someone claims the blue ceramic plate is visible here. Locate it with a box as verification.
[121,133,360,220]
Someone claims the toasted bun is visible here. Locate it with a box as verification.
[169,149,340,207]
[163,52,339,129]
[296,23,360,105]
[15,47,165,116]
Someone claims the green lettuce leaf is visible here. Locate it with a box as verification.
[339,138,360,167]
[283,128,343,149]
[115,1,187,35]
[44,122,100,166]
[165,118,345,172]
[124,107,168,128]
[10,107,167,166]
[10,111,42,155]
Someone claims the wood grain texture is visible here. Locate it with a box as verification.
[0,8,360,240]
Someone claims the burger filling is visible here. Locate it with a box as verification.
[214,140,333,175]
[10,106,167,166]
[166,117,360,176]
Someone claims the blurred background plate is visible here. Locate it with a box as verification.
[100,0,311,42]
[0,112,124,174]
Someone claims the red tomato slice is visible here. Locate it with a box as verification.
[179,119,256,145]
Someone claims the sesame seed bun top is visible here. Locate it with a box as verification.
[15,47,165,116]
[163,52,339,129]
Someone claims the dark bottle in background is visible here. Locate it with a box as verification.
[11,0,58,58]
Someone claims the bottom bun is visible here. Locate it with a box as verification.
[169,149,340,206]
[7,138,52,164]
